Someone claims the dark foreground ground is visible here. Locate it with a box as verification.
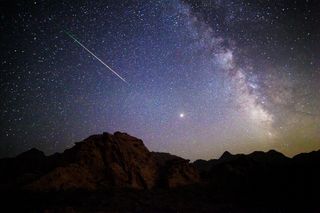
[1,133,319,212]
[2,183,319,213]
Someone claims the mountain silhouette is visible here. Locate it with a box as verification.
[0,132,199,191]
[0,132,319,212]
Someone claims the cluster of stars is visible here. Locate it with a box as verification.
[0,0,319,159]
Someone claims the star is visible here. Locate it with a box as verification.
[0,0,319,160]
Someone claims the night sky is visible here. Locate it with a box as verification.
[1,0,320,160]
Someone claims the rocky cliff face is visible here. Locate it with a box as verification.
[152,152,200,187]
[0,132,199,191]
[26,132,159,190]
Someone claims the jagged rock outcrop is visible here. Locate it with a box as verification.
[219,151,234,161]
[194,150,290,175]
[0,132,199,191]
[153,152,200,187]
[193,149,294,190]
[164,158,200,187]
[25,132,160,191]
[152,152,184,167]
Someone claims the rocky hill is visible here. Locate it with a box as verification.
[0,132,199,191]
[0,132,319,212]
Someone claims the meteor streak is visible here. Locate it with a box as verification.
[65,31,128,84]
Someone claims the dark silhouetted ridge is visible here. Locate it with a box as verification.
[0,133,319,212]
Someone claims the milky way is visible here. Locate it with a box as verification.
[1,0,320,160]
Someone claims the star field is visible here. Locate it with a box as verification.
[1,0,320,160]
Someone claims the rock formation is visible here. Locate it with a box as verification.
[0,132,199,191]
[0,134,319,212]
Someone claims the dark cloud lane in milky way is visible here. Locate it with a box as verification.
[0,0,319,160]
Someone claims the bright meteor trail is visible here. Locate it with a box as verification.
[65,31,128,84]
